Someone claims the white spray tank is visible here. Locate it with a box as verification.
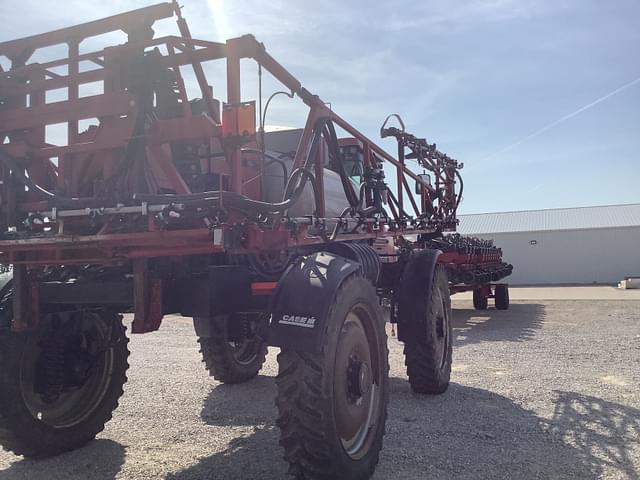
[262,152,355,218]
[259,129,363,217]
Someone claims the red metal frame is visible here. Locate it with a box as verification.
[0,2,461,267]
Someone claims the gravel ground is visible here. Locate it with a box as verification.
[1,298,639,479]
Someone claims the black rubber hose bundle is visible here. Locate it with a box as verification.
[0,116,359,219]
[134,116,350,216]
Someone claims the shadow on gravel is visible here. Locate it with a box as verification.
[549,391,640,480]
[452,303,545,346]
[166,376,639,480]
[377,379,594,479]
[166,374,287,480]
[0,438,125,480]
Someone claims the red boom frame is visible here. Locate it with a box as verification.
[0,2,462,267]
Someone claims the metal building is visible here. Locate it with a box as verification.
[457,204,640,285]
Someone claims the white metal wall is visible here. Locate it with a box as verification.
[476,226,640,285]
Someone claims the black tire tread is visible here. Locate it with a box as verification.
[0,312,129,458]
[495,284,509,310]
[403,265,453,394]
[275,274,389,480]
[198,315,268,384]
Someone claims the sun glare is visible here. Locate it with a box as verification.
[207,0,232,40]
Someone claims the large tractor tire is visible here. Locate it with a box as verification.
[275,274,389,480]
[196,313,268,384]
[403,265,453,394]
[0,303,129,458]
[494,284,510,310]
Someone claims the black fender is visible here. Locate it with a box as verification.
[396,249,441,343]
[268,251,361,353]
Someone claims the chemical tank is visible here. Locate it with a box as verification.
[262,152,353,217]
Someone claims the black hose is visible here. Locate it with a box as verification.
[215,119,325,214]
[107,109,148,196]
[354,181,381,216]
[321,121,359,208]
[281,167,319,215]
[1,116,328,218]
[135,117,328,214]
[257,89,294,190]
[379,113,405,137]
[455,169,464,212]
[133,190,241,203]
[0,150,100,208]
[139,117,356,218]
[0,150,55,198]
[260,91,294,144]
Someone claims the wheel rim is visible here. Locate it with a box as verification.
[19,312,114,428]
[228,338,260,365]
[433,288,449,368]
[227,315,262,365]
[333,305,382,460]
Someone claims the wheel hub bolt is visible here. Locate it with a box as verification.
[347,356,371,398]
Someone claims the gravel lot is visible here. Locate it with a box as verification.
[1,295,639,479]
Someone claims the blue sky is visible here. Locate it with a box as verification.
[1,0,638,213]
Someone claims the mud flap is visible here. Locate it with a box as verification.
[268,251,361,353]
[396,249,441,343]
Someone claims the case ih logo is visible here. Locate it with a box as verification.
[279,315,317,328]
